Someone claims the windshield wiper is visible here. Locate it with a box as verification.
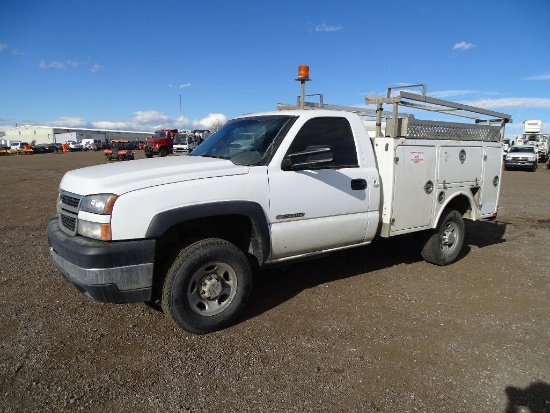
[200,154,231,160]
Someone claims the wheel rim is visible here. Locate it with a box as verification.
[440,221,459,255]
[187,261,238,316]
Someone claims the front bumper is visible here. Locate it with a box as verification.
[47,215,156,303]
[173,148,189,155]
[143,146,159,155]
[505,159,537,169]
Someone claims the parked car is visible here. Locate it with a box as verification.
[10,141,28,153]
[11,142,33,155]
[0,146,11,156]
[32,144,57,154]
[65,141,84,151]
[504,145,538,171]
[9,141,22,151]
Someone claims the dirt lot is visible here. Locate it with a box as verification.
[1,150,549,412]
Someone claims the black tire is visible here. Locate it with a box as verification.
[161,238,252,334]
[421,209,465,266]
[145,152,153,158]
[159,148,168,157]
[531,164,537,172]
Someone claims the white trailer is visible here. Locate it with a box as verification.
[54,132,86,144]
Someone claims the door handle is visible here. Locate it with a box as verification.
[351,179,367,190]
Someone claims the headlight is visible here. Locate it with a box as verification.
[80,194,118,214]
[506,155,512,160]
[78,194,118,240]
[77,220,111,240]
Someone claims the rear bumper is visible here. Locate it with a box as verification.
[47,215,156,303]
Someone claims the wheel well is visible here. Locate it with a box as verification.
[156,214,264,265]
[150,214,265,301]
[444,194,472,219]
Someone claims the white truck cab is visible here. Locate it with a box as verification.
[47,67,511,334]
[173,133,199,155]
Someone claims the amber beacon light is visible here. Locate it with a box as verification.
[297,65,310,81]
[296,65,311,109]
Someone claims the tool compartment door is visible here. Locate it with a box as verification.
[438,146,483,184]
[391,145,437,232]
[479,146,502,215]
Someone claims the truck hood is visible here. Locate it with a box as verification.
[60,156,249,196]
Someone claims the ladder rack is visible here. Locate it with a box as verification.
[277,83,512,142]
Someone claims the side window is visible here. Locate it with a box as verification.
[287,117,358,168]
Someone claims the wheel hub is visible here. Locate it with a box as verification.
[199,275,223,300]
[442,226,456,247]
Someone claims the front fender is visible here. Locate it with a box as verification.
[145,201,271,264]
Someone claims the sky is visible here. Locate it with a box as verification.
[1,0,550,139]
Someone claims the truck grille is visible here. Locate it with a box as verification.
[60,213,77,232]
[58,190,82,236]
[60,193,80,208]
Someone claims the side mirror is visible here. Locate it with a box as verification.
[281,146,334,171]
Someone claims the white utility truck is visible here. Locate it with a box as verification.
[47,66,511,334]
[516,119,548,162]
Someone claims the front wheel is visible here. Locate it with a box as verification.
[421,209,465,266]
[161,238,252,334]
[159,148,168,157]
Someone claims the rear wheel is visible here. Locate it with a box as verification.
[161,238,252,334]
[159,148,168,157]
[421,209,465,266]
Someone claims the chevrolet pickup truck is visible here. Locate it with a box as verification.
[47,71,511,334]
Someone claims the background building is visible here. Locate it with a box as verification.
[1,125,152,145]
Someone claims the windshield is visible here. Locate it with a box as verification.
[112,141,133,149]
[509,146,535,153]
[190,115,295,165]
[174,135,188,145]
[154,131,167,139]
[120,143,133,150]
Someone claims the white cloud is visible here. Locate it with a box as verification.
[90,64,102,73]
[50,117,89,127]
[43,111,228,132]
[130,111,169,125]
[429,90,479,98]
[311,21,342,33]
[523,73,550,81]
[67,60,84,68]
[38,59,102,72]
[0,43,8,52]
[169,83,191,89]
[453,41,474,51]
[462,97,550,110]
[91,120,131,130]
[195,113,227,129]
[11,48,24,56]
[39,60,66,69]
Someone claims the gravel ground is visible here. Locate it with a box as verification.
[1,150,549,412]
